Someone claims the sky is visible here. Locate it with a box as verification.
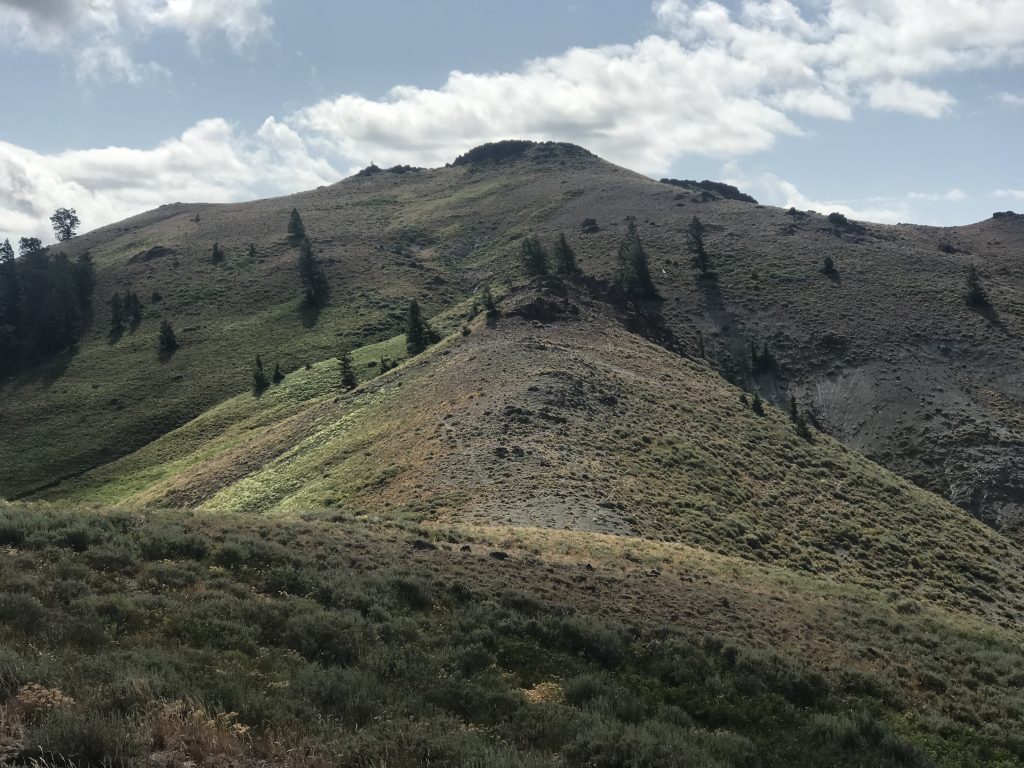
[0,0,1022,244]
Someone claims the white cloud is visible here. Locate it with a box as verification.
[868,80,954,118]
[721,164,907,223]
[994,189,1024,200]
[76,43,170,84]
[997,92,1024,107]
[0,118,337,242]
[0,0,272,82]
[907,188,966,202]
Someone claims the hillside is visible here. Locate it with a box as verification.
[2,141,1022,539]
[46,276,1024,621]
[3,277,1024,766]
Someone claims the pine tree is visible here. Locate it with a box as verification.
[211,242,225,264]
[614,219,657,298]
[752,392,765,415]
[253,354,269,392]
[248,243,257,259]
[288,208,306,241]
[688,216,709,273]
[822,254,836,275]
[126,291,142,331]
[339,348,357,390]
[521,235,549,277]
[272,363,285,384]
[789,395,798,423]
[0,239,18,358]
[481,284,497,315]
[553,233,580,275]
[157,320,178,356]
[966,264,989,307]
[73,253,95,307]
[110,293,125,336]
[297,237,329,306]
[405,299,437,354]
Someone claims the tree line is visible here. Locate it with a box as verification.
[0,209,92,376]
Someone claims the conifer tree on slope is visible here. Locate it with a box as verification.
[615,219,657,298]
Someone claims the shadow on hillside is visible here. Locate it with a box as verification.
[5,347,76,389]
[299,299,325,328]
[969,300,1007,332]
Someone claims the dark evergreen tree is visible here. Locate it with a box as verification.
[966,264,989,307]
[339,348,357,390]
[126,291,143,331]
[752,392,765,415]
[19,237,43,258]
[405,299,438,354]
[272,363,285,384]
[553,233,580,275]
[614,219,657,298]
[521,235,549,277]
[253,354,269,392]
[688,216,710,273]
[158,320,178,357]
[74,253,95,306]
[0,239,19,363]
[822,254,836,275]
[110,293,125,336]
[481,284,497,315]
[248,243,257,259]
[49,208,80,242]
[297,237,329,306]
[211,242,225,263]
[789,395,799,423]
[288,208,306,241]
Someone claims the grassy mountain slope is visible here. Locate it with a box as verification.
[5,500,1023,767]
[2,142,1023,535]
[47,278,1024,627]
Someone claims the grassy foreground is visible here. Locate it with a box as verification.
[1,504,1023,767]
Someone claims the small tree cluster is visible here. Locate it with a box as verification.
[789,395,812,441]
[615,219,658,299]
[110,290,143,337]
[405,300,439,355]
[211,242,226,264]
[522,233,582,279]
[0,233,95,374]
[822,255,837,275]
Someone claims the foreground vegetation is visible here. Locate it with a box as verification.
[2,503,1023,767]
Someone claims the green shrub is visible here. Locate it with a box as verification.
[25,709,140,768]
[138,524,209,561]
[0,591,45,632]
[294,665,385,725]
